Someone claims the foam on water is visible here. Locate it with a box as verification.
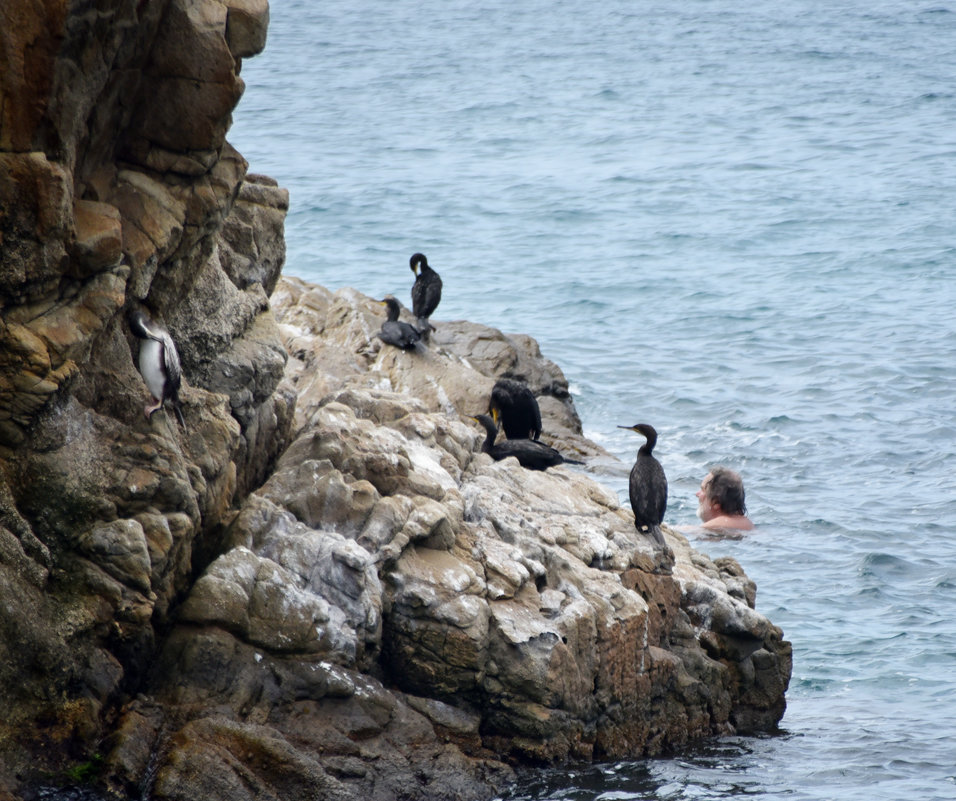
[231,1,956,798]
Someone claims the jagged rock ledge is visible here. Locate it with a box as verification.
[93,279,792,801]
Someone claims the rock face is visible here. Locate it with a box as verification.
[0,3,791,801]
[1,0,290,795]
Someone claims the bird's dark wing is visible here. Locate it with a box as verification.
[490,440,563,470]
[380,321,421,349]
[411,279,426,318]
[412,273,442,319]
[490,379,541,440]
[628,457,667,528]
[421,274,442,318]
[512,393,541,440]
[160,331,183,397]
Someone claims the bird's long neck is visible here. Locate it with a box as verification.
[130,313,150,339]
[478,418,497,453]
[638,433,656,456]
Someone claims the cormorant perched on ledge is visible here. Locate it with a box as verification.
[376,296,422,350]
[129,309,186,428]
[409,252,442,336]
[489,378,542,440]
[618,423,667,542]
[472,414,582,471]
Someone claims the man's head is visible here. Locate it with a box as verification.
[696,466,747,521]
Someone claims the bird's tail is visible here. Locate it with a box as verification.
[562,456,585,465]
[641,524,666,548]
[172,399,187,430]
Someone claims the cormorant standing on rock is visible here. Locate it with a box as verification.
[489,378,542,440]
[472,414,582,471]
[376,296,422,350]
[409,252,442,337]
[129,309,186,428]
[618,423,667,543]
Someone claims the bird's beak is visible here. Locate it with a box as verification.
[617,425,633,431]
[491,408,500,426]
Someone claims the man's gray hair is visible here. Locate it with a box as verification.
[706,466,747,516]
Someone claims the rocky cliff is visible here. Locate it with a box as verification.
[0,2,791,800]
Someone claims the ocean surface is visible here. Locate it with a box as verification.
[229,1,956,799]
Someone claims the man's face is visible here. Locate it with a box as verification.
[696,473,719,521]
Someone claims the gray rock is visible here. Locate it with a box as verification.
[0,0,293,791]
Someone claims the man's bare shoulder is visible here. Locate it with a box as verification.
[702,514,754,531]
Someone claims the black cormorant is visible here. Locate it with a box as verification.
[618,423,667,541]
[376,296,422,350]
[129,309,186,428]
[409,252,442,335]
[472,414,582,471]
[489,378,542,440]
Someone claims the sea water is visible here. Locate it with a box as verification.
[229,1,956,798]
